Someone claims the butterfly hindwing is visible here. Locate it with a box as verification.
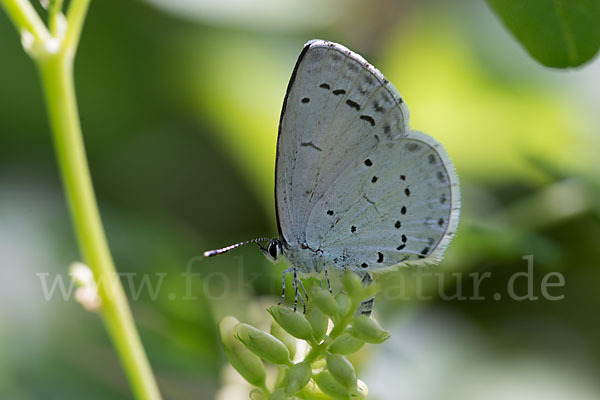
[306,131,460,271]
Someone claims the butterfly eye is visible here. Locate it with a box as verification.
[268,242,279,259]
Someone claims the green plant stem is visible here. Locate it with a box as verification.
[37,53,162,400]
[304,341,328,364]
[63,0,87,55]
[304,301,360,365]
[1,0,50,40]
[48,0,63,35]
[329,313,354,339]
[1,0,162,399]
[260,383,271,397]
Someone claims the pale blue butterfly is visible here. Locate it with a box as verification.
[205,40,460,314]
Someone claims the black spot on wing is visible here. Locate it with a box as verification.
[395,220,401,229]
[406,142,419,152]
[360,115,375,126]
[377,252,384,263]
[333,89,346,96]
[364,158,373,167]
[401,206,407,215]
[327,210,334,216]
[404,187,410,197]
[400,174,406,181]
[301,97,310,103]
[351,226,356,233]
[300,141,322,151]
[396,244,406,250]
[371,176,378,183]
[437,171,447,183]
[346,99,360,110]
[319,83,331,89]
[361,262,368,268]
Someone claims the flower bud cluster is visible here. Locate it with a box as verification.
[219,272,390,399]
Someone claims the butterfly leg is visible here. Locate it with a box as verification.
[292,268,299,312]
[278,267,295,305]
[316,258,323,288]
[291,269,310,313]
[297,278,309,301]
[324,265,332,294]
[316,256,332,293]
[297,277,309,313]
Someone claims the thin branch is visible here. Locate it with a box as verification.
[48,0,64,35]
[1,0,164,398]
[63,0,90,56]
[0,0,50,41]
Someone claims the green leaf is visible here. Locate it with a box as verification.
[486,0,600,68]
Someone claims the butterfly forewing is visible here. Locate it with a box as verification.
[276,40,410,249]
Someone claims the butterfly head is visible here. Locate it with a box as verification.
[263,238,283,262]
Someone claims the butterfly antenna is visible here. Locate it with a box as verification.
[203,238,272,257]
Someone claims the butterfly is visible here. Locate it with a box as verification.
[204,40,460,314]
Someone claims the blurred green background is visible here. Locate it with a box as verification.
[1,0,599,399]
